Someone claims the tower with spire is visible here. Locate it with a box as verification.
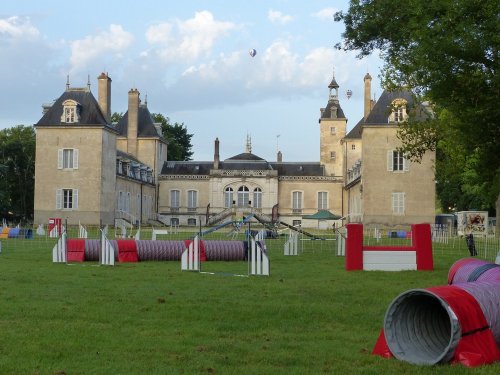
[318,68,347,177]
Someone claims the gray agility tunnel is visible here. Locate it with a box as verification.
[379,258,500,366]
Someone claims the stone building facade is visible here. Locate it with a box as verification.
[33,69,435,229]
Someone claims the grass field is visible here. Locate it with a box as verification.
[0,229,499,374]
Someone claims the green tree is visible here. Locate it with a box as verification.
[151,113,193,161]
[0,125,36,223]
[110,112,123,124]
[335,0,500,216]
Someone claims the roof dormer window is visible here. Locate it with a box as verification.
[61,99,81,124]
[389,99,408,123]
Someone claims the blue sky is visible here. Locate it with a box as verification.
[0,0,383,161]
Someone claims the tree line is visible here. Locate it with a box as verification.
[335,0,499,218]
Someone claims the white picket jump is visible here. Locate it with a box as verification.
[100,230,115,266]
[181,236,199,271]
[284,230,298,255]
[49,226,59,238]
[250,238,269,276]
[337,229,346,256]
[152,229,169,240]
[79,223,88,238]
[52,232,67,263]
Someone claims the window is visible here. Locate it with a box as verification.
[60,100,80,123]
[389,99,408,123]
[387,150,409,172]
[56,188,78,209]
[292,220,301,227]
[137,194,141,221]
[58,148,79,169]
[292,191,302,213]
[170,218,179,226]
[237,186,249,207]
[351,144,356,150]
[118,191,123,211]
[330,151,336,160]
[126,192,131,213]
[187,218,197,226]
[187,190,197,211]
[170,190,180,211]
[224,187,233,208]
[394,106,405,122]
[253,188,262,209]
[318,192,328,210]
[330,126,336,135]
[392,192,405,215]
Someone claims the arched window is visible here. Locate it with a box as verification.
[224,187,233,208]
[253,188,262,209]
[237,186,250,207]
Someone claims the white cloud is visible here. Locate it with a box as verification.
[312,7,338,20]
[69,24,134,73]
[268,9,294,24]
[0,16,39,40]
[146,11,236,62]
[260,41,298,83]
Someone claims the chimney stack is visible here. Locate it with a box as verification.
[97,73,112,123]
[214,138,220,169]
[127,88,140,156]
[364,73,372,120]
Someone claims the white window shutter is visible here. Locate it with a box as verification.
[73,189,78,209]
[404,156,410,171]
[73,149,79,169]
[387,150,394,171]
[58,149,63,169]
[56,189,62,209]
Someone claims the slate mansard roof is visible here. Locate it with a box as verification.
[36,88,109,127]
[344,89,431,139]
[364,89,415,124]
[115,104,162,138]
[320,99,346,120]
[161,152,326,177]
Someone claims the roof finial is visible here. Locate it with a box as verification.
[144,93,148,107]
[66,75,70,91]
[87,74,91,91]
[245,134,252,153]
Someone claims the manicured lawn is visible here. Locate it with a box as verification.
[0,231,498,374]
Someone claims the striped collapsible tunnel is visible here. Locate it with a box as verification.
[84,239,119,261]
[383,281,500,366]
[136,240,185,261]
[204,240,247,261]
[448,258,500,284]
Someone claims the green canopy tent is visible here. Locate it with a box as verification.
[302,210,342,229]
